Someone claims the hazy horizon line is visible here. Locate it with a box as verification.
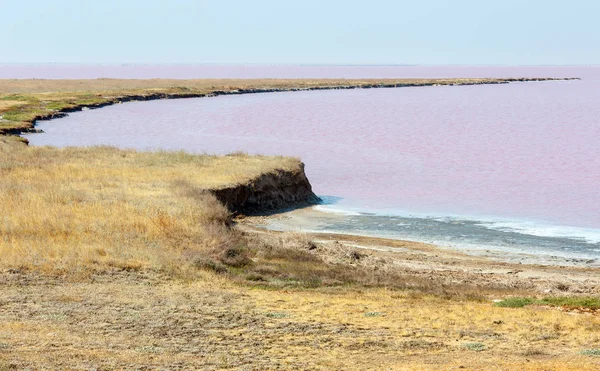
[1,62,599,67]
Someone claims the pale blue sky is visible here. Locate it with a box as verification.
[3,0,599,65]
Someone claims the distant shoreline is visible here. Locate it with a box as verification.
[0,76,578,139]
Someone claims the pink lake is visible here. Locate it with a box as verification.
[21,65,600,260]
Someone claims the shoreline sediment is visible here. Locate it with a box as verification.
[239,215,600,296]
[251,205,600,268]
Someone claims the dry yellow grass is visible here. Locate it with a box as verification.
[0,137,298,274]
[0,77,544,94]
[1,274,599,370]
[248,287,600,370]
[0,100,27,110]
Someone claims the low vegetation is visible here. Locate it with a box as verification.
[495,296,600,310]
[581,349,600,357]
[463,342,487,351]
[0,136,300,275]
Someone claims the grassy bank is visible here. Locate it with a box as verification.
[0,137,501,296]
[0,137,304,276]
[1,78,598,370]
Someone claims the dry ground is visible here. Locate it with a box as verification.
[1,270,599,370]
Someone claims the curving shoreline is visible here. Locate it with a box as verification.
[2,77,600,370]
[4,75,594,255]
[6,75,587,235]
[0,76,579,139]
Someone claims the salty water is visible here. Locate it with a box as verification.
[20,65,600,265]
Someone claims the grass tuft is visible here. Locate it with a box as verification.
[463,342,487,351]
[580,349,600,357]
[265,312,290,318]
[364,312,386,317]
[494,297,535,308]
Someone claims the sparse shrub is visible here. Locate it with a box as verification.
[494,296,600,310]
[536,333,559,341]
[463,342,486,351]
[245,273,266,281]
[349,251,363,261]
[400,340,445,350]
[265,312,289,318]
[523,348,546,356]
[219,246,252,268]
[193,257,228,274]
[136,346,163,354]
[227,151,249,157]
[494,297,534,308]
[538,297,600,310]
[259,245,321,263]
[364,312,386,317]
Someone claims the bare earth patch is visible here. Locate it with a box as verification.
[1,269,599,370]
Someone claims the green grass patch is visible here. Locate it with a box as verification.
[0,122,32,135]
[538,297,600,309]
[0,122,20,128]
[580,349,600,357]
[462,342,486,351]
[495,296,600,309]
[494,297,535,308]
[75,98,108,106]
[2,108,49,122]
[45,101,76,111]
[0,94,33,101]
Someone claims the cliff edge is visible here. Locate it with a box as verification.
[211,162,319,214]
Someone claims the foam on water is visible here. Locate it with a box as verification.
[307,205,600,265]
[313,205,361,216]
[316,202,600,247]
[475,219,600,245]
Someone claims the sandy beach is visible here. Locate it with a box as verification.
[241,207,600,297]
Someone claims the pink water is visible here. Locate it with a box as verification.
[21,65,600,251]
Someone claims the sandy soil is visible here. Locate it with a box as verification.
[2,269,600,370]
[240,207,600,296]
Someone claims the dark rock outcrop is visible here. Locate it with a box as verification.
[211,163,319,215]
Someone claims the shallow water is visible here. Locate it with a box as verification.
[22,65,600,264]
